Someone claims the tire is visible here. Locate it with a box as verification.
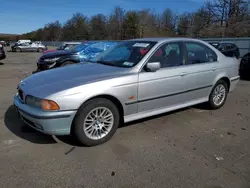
[16,48,21,52]
[37,48,44,52]
[72,98,120,146]
[208,80,228,110]
[239,55,250,79]
[61,61,75,66]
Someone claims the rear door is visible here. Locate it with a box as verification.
[181,41,219,102]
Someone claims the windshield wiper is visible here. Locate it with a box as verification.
[96,60,116,66]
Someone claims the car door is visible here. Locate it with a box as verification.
[138,42,188,113]
[181,41,219,102]
[22,43,30,51]
[30,43,37,51]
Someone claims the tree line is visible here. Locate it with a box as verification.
[16,0,250,41]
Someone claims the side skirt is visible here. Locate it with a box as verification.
[124,97,208,123]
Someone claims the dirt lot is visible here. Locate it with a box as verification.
[0,49,250,188]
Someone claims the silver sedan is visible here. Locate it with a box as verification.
[14,38,240,146]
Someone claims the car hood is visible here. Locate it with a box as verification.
[40,50,75,59]
[20,63,132,98]
[42,49,58,54]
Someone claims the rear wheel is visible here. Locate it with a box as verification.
[208,80,228,109]
[72,98,120,146]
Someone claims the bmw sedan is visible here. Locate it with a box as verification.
[14,38,240,146]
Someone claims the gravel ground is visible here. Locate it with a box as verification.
[0,49,250,188]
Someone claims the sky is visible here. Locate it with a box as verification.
[0,0,205,34]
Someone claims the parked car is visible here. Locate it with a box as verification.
[11,42,47,52]
[239,53,250,79]
[43,42,81,54]
[0,41,7,46]
[209,42,240,59]
[0,43,6,60]
[14,38,240,146]
[16,40,31,44]
[36,41,117,71]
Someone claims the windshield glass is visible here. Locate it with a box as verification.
[69,42,96,53]
[57,44,66,50]
[92,41,157,67]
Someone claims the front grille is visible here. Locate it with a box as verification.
[18,89,24,101]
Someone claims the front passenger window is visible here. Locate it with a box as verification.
[148,42,183,68]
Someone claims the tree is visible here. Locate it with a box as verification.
[89,14,108,40]
[62,13,89,40]
[190,7,212,37]
[138,9,158,37]
[107,6,125,40]
[177,13,192,36]
[158,8,177,36]
[122,11,140,39]
[206,0,250,36]
[43,21,62,41]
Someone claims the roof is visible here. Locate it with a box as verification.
[127,37,204,43]
[62,42,81,44]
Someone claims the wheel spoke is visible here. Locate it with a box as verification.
[83,107,114,140]
[213,84,226,106]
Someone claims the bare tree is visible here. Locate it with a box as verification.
[107,6,125,40]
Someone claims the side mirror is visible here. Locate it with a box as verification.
[146,62,161,72]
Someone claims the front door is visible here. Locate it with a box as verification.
[138,42,188,113]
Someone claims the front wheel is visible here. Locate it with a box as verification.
[16,48,21,52]
[72,98,120,146]
[37,48,44,52]
[208,80,228,109]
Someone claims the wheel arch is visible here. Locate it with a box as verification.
[213,76,231,92]
[71,94,124,134]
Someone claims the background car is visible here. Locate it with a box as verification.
[36,41,118,71]
[11,42,47,52]
[209,42,240,59]
[239,54,250,79]
[43,42,81,54]
[0,43,6,60]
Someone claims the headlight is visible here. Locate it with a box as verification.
[25,95,60,111]
[44,57,60,62]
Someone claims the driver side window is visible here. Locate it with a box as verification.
[148,42,183,68]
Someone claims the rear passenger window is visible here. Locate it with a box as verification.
[185,42,217,65]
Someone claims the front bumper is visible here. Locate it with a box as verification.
[14,94,77,135]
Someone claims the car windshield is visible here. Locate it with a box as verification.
[69,42,96,53]
[91,41,157,68]
[57,44,66,50]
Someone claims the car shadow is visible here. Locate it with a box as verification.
[4,105,57,144]
[4,102,210,146]
[55,135,83,147]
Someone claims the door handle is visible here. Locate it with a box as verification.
[180,72,187,76]
[212,67,216,71]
